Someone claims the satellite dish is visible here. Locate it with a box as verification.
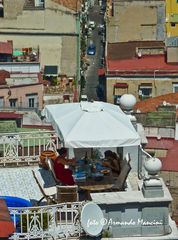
[81,202,104,236]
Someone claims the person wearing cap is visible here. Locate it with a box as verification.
[54,147,76,185]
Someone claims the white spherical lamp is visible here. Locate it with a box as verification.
[120,94,136,110]
[144,157,162,175]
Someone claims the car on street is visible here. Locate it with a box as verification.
[87,28,93,37]
[88,21,96,30]
[87,44,96,55]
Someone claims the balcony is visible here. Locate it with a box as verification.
[0,131,178,239]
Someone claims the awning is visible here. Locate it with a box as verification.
[13,50,23,57]
[114,83,128,88]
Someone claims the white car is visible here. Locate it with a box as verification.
[81,95,88,101]
[88,21,96,29]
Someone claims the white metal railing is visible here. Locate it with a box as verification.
[9,202,84,239]
[0,131,60,166]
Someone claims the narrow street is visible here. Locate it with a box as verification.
[83,0,105,101]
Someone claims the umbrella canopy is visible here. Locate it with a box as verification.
[42,101,140,148]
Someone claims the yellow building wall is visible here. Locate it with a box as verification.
[106,77,178,104]
[166,0,178,37]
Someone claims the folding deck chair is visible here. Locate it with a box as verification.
[47,158,62,185]
[32,170,57,205]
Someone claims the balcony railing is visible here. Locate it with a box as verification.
[0,130,60,166]
[9,202,84,240]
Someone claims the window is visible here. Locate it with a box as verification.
[172,83,178,93]
[113,83,128,105]
[171,22,176,27]
[138,84,152,100]
[9,99,17,107]
[29,98,35,108]
[0,1,4,18]
[0,97,4,108]
[26,93,38,108]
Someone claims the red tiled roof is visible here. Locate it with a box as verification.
[145,137,178,172]
[145,137,174,149]
[51,0,81,11]
[0,112,23,119]
[106,55,178,72]
[160,140,178,172]
[134,92,178,113]
[0,70,10,85]
[0,41,13,55]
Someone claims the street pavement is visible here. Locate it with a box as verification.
[83,1,104,101]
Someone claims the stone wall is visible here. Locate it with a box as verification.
[4,0,25,19]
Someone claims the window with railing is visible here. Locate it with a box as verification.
[9,98,17,107]
[172,83,178,93]
[138,84,152,100]
[26,93,38,108]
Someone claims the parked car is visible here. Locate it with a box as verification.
[87,28,93,37]
[81,95,88,101]
[88,21,96,30]
[87,44,96,55]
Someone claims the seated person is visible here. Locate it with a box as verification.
[102,150,121,176]
[54,147,76,185]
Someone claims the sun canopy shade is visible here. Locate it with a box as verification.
[42,101,141,148]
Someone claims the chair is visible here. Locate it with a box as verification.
[111,156,132,191]
[47,158,61,185]
[32,170,57,205]
[56,185,79,203]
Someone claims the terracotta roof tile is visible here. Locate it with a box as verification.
[107,55,178,72]
[134,92,178,113]
[51,0,81,11]
[0,41,13,55]
[145,137,178,172]
[160,140,178,172]
[145,137,174,149]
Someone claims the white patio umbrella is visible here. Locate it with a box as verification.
[42,101,140,148]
